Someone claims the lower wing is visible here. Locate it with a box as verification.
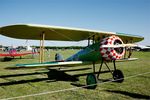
[116,58,138,62]
[0,53,13,57]
[10,61,91,69]
[0,52,38,57]
[0,53,26,57]
[7,57,138,69]
[15,52,38,56]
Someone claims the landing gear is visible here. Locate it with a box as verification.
[97,60,124,83]
[86,73,97,89]
[113,70,124,83]
[87,59,124,89]
[97,59,124,83]
[112,60,124,83]
[20,56,22,59]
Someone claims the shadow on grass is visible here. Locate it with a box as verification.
[0,68,113,88]
[0,78,50,86]
[0,58,14,62]
[0,72,48,78]
[0,68,88,86]
[0,57,34,62]
[139,75,150,79]
[47,69,79,82]
[106,90,150,99]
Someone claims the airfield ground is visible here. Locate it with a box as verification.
[0,50,149,100]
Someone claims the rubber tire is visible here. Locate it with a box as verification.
[86,73,97,89]
[113,70,124,83]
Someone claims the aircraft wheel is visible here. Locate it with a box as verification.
[113,70,124,83]
[86,73,97,89]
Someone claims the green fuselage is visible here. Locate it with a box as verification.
[66,42,102,62]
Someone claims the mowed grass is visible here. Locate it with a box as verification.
[0,50,150,100]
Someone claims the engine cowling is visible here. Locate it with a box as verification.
[100,35,125,61]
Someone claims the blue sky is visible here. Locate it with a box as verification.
[0,0,150,46]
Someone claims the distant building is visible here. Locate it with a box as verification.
[133,45,150,51]
[0,45,4,51]
[26,46,32,51]
[0,44,6,51]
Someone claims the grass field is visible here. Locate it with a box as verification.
[0,50,150,100]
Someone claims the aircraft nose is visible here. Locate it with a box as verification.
[100,35,125,61]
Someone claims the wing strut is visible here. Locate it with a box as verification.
[39,40,42,63]
[39,32,45,63]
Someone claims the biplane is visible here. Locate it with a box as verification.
[0,24,144,89]
[0,47,37,59]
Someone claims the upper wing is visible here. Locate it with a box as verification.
[0,24,144,43]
